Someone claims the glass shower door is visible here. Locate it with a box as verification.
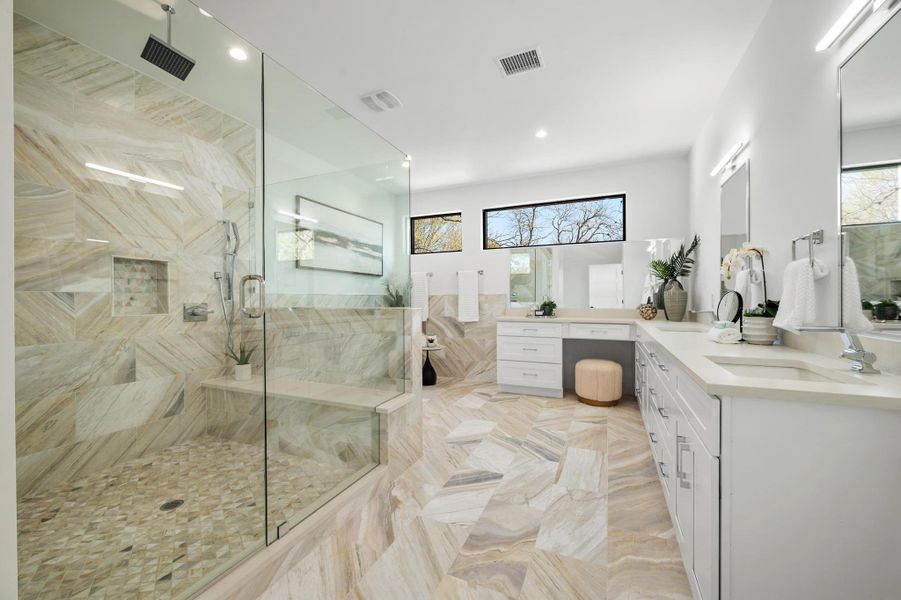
[259,57,411,541]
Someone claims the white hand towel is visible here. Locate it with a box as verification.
[842,258,874,333]
[411,272,429,322]
[641,274,657,304]
[773,259,817,331]
[457,270,480,323]
[747,269,765,310]
[734,270,751,308]
[707,327,742,344]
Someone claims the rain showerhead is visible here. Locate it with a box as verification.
[141,4,195,81]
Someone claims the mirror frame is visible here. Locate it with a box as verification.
[837,5,901,332]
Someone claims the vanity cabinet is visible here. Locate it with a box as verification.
[637,331,719,600]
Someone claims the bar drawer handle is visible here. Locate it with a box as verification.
[658,363,668,372]
[523,372,539,377]
[523,328,538,332]
[648,432,658,443]
[658,461,669,478]
[522,347,539,352]
[657,406,669,419]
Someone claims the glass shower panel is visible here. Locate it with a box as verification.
[261,56,411,541]
[12,1,265,598]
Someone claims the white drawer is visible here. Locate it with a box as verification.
[674,371,721,457]
[497,336,562,364]
[497,321,563,338]
[497,360,562,390]
[567,322,632,341]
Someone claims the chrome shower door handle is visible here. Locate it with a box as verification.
[240,274,265,318]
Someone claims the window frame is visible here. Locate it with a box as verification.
[481,193,627,250]
[410,211,464,255]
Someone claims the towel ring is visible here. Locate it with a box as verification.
[791,229,824,268]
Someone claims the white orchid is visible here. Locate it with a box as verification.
[721,244,768,281]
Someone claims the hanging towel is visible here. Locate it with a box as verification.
[842,258,874,333]
[747,269,765,310]
[734,269,751,309]
[641,274,657,304]
[457,270,480,323]
[773,259,819,331]
[411,272,429,322]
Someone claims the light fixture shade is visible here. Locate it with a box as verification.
[709,142,746,177]
[816,0,870,52]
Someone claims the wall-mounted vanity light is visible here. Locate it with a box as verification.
[709,141,747,177]
[815,0,893,52]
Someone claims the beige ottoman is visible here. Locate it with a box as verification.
[575,359,622,407]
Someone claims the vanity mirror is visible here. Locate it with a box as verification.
[840,8,901,330]
[508,239,682,310]
[720,161,750,261]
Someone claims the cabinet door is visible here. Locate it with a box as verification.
[676,422,719,600]
[691,436,719,600]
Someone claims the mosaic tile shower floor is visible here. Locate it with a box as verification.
[17,435,359,600]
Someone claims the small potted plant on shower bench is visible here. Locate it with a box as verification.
[227,342,256,381]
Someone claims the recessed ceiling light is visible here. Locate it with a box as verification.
[198,7,213,17]
[229,47,248,61]
[535,129,548,139]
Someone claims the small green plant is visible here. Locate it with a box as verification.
[744,299,780,318]
[648,235,701,281]
[383,280,409,308]
[226,342,256,365]
[540,298,557,316]
[876,299,896,308]
[862,300,874,310]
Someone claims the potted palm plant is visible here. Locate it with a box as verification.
[227,342,256,381]
[650,235,700,321]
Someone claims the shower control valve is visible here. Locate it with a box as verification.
[184,302,214,322]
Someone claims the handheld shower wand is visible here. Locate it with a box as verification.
[217,220,241,350]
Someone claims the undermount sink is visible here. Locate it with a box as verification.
[706,356,867,385]
[657,325,708,333]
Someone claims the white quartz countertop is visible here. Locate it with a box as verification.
[497,316,901,409]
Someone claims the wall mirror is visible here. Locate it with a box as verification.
[840,8,901,330]
[508,239,682,310]
[720,161,750,261]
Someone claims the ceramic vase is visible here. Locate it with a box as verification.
[663,282,688,322]
[743,317,778,345]
[234,364,252,381]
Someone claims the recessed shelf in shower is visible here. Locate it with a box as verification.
[112,257,170,316]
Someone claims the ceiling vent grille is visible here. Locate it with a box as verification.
[360,90,403,112]
[497,48,543,76]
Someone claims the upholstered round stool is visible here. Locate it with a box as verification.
[575,359,622,407]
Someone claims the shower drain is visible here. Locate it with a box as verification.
[159,499,184,512]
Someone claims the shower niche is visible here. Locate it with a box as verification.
[111,256,169,316]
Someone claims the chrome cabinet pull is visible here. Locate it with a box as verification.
[650,352,657,358]
[648,432,658,443]
[658,461,669,478]
[677,437,691,489]
[523,328,538,333]
[240,274,265,318]
[523,372,538,377]
[657,406,669,419]
[523,347,539,352]
[659,363,668,372]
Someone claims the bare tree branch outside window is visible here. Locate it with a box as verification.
[412,213,463,254]
[483,195,625,249]
[841,164,901,226]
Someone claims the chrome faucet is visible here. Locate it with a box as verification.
[840,332,880,374]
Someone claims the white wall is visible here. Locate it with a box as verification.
[689,1,899,323]
[1,0,19,597]
[411,154,690,296]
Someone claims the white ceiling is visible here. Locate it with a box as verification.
[188,1,772,191]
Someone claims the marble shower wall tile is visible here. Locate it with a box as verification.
[425,294,506,382]
[13,15,259,494]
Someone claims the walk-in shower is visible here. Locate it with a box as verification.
[12,1,410,598]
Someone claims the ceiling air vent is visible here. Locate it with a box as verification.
[497,48,543,77]
[360,90,403,112]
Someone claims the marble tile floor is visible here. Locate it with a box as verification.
[17,435,360,600]
[336,380,692,600]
